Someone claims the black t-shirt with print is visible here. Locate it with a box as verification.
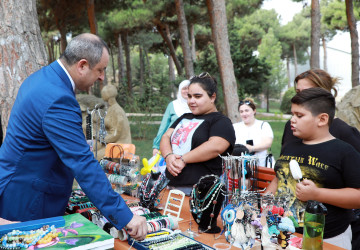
[275,139,360,238]
[166,112,235,186]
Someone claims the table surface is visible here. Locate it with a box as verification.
[115,189,345,250]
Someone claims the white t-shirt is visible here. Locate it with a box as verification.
[233,119,274,167]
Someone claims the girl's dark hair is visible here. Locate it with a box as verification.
[189,72,218,98]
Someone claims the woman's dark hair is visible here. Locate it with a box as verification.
[189,72,218,98]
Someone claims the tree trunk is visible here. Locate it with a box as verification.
[109,44,116,83]
[322,36,327,72]
[345,0,359,87]
[58,25,67,54]
[310,0,320,69]
[86,0,98,35]
[292,43,298,77]
[123,32,132,96]
[286,57,291,88]
[190,23,196,62]
[139,45,145,96]
[117,33,125,86]
[206,0,239,123]
[0,0,48,136]
[46,39,55,63]
[155,21,183,76]
[169,55,176,82]
[175,0,194,78]
[144,48,151,78]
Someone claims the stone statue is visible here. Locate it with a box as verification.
[336,86,360,131]
[95,84,132,160]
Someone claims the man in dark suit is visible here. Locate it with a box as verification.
[0,33,147,240]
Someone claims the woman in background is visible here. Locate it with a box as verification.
[233,98,273,167]
[152,80,190,156]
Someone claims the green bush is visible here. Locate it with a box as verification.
[280,88,296,114]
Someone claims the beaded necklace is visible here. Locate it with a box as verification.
[139,172,169,210]
[0,225,56,249]
[190,175,224,224]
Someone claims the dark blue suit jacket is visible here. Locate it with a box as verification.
[0,61,133,229]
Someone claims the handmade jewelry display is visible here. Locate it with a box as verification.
[220,155,260,206]
[220,191,297,249]
[189,175,226,234]
[66,189,96,214]
[139,171,169,211]
[100,158,140,196]
[87,104,107,159]
[128,229,214,250]
[0,225,58,249]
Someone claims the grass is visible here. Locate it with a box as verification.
[130,114,287,162]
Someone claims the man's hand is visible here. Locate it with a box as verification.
[296,179,318,202]
[125,215,147,241]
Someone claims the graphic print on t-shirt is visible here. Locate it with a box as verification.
[276,154,326,226]
[171,118,203,155]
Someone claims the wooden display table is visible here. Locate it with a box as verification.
[115,189,345,250]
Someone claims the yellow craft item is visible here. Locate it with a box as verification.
[141,152,161,175]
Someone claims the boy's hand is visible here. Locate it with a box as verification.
[296,179,318,201]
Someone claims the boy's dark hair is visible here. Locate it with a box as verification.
[291,87,335,125]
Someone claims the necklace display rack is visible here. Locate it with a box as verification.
[220,154,261,205]
[86,103,107,159]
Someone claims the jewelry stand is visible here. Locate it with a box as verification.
[163,189,185,221]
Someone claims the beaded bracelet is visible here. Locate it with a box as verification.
[164,153,173,162]
[180,156,186,165]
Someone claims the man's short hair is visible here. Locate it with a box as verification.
[291,87,335,125]
[60,33,109,68]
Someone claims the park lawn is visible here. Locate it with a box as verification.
[130,117,287,162]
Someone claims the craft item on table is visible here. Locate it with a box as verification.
[190,174,225,234]
[91,211,119,238]
[278,217,295,233]
[128,230,214,250]
[126,201,140,207]
[289,159,302,182]
[145,217,178,233]
[0,225,58,249]
[130,206,151,216]
[107,174,128,185]
[271,205,284,216]
[220,155,259,206]
[163,189,185,220]
[100,158,140,196]
[277,231,291,249]
[139,171,169,211]
[66,189,97,214]
[230,205,257,249]
[141,153,161,175]
[118,228,128,241]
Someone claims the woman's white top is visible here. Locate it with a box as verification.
[233,119,274,166]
